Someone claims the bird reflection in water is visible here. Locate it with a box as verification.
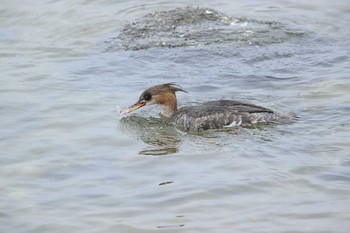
[119,115,181,156]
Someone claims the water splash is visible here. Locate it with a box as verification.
[116,105,129,119]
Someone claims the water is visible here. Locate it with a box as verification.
[1,0,350,232]
[116,6,303,50]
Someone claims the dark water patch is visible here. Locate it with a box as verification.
[139,147,178,156]
[112,7,304,51]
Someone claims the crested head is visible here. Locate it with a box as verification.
[137,83,187,105]
[123,83,188,118]
[141,83,188,96]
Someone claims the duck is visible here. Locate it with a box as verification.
[122,83,294,131]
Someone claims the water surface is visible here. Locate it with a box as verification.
[1,0,350,232]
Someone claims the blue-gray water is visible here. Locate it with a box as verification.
[1,0,350,232]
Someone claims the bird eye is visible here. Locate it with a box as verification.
[143,92,152,101]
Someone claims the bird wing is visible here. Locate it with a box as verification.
[203,100,274,113]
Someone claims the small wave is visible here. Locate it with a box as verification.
[111,7,304,51]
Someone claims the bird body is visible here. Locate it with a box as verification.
[123,83,294,131]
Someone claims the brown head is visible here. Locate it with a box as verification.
[123,83,188,118]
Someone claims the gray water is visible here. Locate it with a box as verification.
[1,0,350,232]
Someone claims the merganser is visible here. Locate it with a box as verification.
[123,83,294,131]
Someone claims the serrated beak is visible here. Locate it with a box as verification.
[122,101,146,114]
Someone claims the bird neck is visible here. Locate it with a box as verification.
[159,92,178,118]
